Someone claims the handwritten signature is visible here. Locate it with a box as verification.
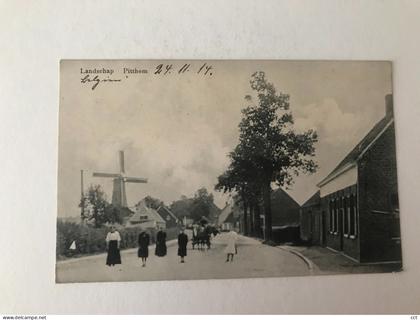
[81,75,122,90]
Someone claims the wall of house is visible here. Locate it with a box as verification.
[300,208,311,242]
[300,205,322,245]
[321,184,360,261]
[271,190,300,226]
[320,166,358,198]
[357,123,402,263]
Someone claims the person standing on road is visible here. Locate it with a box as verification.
[224,230,238,263]
[105,226,122,267]
[177,228,189,263]
[138,231,150,267]
[155,227,167,257]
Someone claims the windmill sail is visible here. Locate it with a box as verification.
[125,177,148,183]
[93,172,120,178]
[119,150,125,173]
[92,150,147,208]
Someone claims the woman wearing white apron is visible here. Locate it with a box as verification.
[224,230,238,262]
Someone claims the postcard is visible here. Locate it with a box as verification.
[56,60,401,283]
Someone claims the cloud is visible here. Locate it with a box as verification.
[294,98,364,146]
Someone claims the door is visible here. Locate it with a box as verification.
[339,208,344,251]
[321,211,326,246]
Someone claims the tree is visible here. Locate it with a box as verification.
[142,195,164,210]
[216,144,263,236]
[190,187,215,223]
[170,197,194,219]
[218,71,318,240]
[170,188,216,224]
[80,184,123,227]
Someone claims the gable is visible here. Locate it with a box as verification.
[271,188,300,226]
[318,116,393,187]
[157,206,178,223]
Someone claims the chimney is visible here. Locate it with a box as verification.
[385,94,393,118]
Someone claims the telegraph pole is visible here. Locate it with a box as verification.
[80,170,84,222]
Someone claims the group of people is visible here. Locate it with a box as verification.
[105,226,190,267]
[191,225,219,250]
[105,225,238,267]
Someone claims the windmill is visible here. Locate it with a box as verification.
[92,150,148,208]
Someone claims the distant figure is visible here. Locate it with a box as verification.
[155,227,167,257]
[192,226,199,250]
[106,226,121,266]
[224,230,238,263]
[198,226,207,250]
[177,229,189,263]
[204,225,212,249]
[212,228,220,237]
[138,231,150,267]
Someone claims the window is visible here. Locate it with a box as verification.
[347,198,351,237]
[343,197,349,236]
[334,199,339,234]
[329,200,333,233]
[349,194,358,238]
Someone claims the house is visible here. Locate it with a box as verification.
[218,202,234,231]
[316,94,401,263]
[127,201,166,229]
[218,201,243,231]
[299,191,324,246]
[267,188,301,242]
[208,202,222,224]
[156,206,179,229]
[182,216,194,227]
[170,197,221,226]
[271,188,301,227]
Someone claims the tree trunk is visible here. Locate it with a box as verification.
[254,202,262,238]
[262,180,272,241]
[249,205,255,236]
[242,200,248,236]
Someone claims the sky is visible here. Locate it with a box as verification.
[58,60,392,217]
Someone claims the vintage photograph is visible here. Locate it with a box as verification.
[56,60,402,283]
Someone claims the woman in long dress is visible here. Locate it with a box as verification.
[224,230,238,262]
[177,229,189,263]
[155,227,167,257]
[106,226,122,266]
[138,231,150,267]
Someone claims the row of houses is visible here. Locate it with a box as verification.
[126,200,180,229]
[220,94,402,265]
[126,198,222,230]
[300,94,401,264]
[218,187,301,240]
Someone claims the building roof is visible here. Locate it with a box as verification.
[208,202,221,223]
[157,206,178,222]
[301,191,321,208]
[271,188,301,226]
[218,201,242,225]
[318,115,394,187]
[224,211,237,224]
[129,201,165,224]
[218,203,233,225]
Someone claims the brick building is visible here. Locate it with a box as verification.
[299,191,324,246]
[315,94,401,263]
[267,188,301,243]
